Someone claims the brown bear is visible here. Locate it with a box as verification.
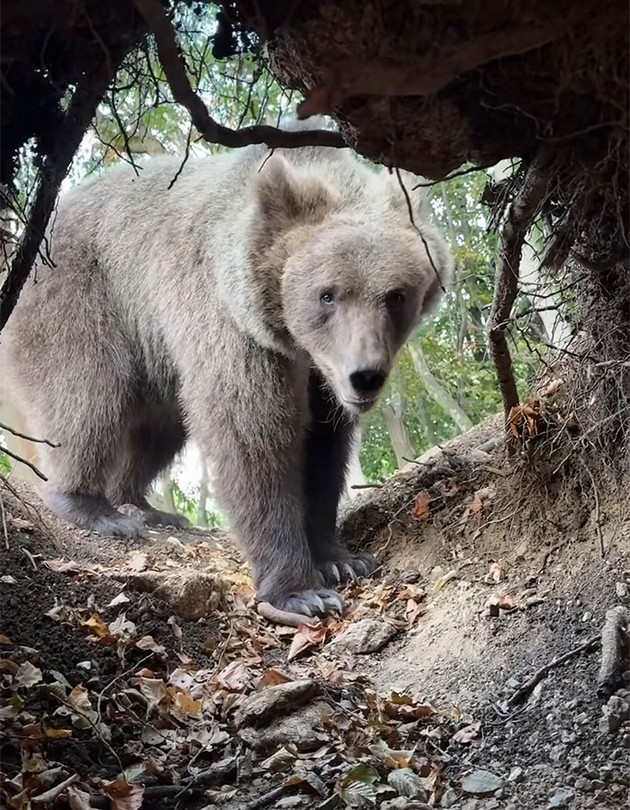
[0,119,453,617]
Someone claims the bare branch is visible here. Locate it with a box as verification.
[0,421,60,448]
[488,147,556,418]
[1,447,48,481]
[133,0,347,150]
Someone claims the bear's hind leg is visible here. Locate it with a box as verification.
[26,375,146,539]
[106,403,189,530]
[305,372,375,585]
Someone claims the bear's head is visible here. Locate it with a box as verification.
[253,155,454,414]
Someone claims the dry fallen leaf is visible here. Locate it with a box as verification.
[213,660,252,692]
[83,614,116,645]
[107,592,130,608]
[287,623,327,662]
[127,551,148,572]
[453,720,481,743]
[411,489,431,519]
[469,493,484,514]
[257,668,294,688]
[135,635,166,655]
[15,661,43,688]
[101,778,145,810]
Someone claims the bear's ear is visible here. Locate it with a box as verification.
[418,222,455,316]
[253,154,334,239]
[376,168,431,223]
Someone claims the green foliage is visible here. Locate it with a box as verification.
[0,451,11,476]
[169,480,225,529]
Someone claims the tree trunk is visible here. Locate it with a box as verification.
[414,390,439,447]
[343,427,367,501]
[407,341,473,434]
[197,456,210,527]
[383,390,416,467]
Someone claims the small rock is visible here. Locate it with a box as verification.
[460,769,502,796]
[328,618,397,654]
[598,695,630,734]
[238,700,332,753]
[235,679,321,728]
[615,581,629,599]
[574,778,592,792]
[440,788,459,807]
[508,767,523,783]
[548,787,575,807]
[582,611,593,622]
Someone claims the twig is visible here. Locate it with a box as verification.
[0,486,8,549]
[0,421,59,447]
[242,784,297,810]
[1,446,48,481]
[394,167,445,292]
[487,146,555,419]
[95,653,154,727]
[350,483,384,490]
[88,758,237,807]
[133,0,346,151]
[507,634,600,706]
[584,464,605,557]
[597,606,630,698]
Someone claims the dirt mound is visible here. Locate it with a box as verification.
[1,420,629,809]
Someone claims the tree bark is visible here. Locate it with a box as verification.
[383,390,416,467]
[197,456,210,527]
[407,341,473,434]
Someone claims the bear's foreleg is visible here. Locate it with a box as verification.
[185,351,343,618]
[305,372,375,585]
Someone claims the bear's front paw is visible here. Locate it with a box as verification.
[318,552,376,585]
[260,587,344,618]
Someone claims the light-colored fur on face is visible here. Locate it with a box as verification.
[0,117,453,617]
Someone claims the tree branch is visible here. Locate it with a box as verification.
[487,147,555,418]
[132,0,347,150]
[0,67,125,332]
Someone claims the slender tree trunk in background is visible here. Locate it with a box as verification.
[197,456,210,527]
[343,427,367,502]
[149,472,177,513]
[407,341,473,434]
[415,390,439,447]
[383,390,415,468]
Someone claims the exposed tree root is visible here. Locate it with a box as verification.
[488,147,555,419]
[597,605,630,698]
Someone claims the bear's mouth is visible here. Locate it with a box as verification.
[340,395,378,414]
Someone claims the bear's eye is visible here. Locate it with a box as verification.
[386,289,406,307]
[320,290,335,305]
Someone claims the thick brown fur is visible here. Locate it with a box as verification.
[0,118,453,616]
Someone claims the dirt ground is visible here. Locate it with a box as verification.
[1,415,629,810]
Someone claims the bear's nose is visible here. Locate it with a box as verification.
[349,368,387,396]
